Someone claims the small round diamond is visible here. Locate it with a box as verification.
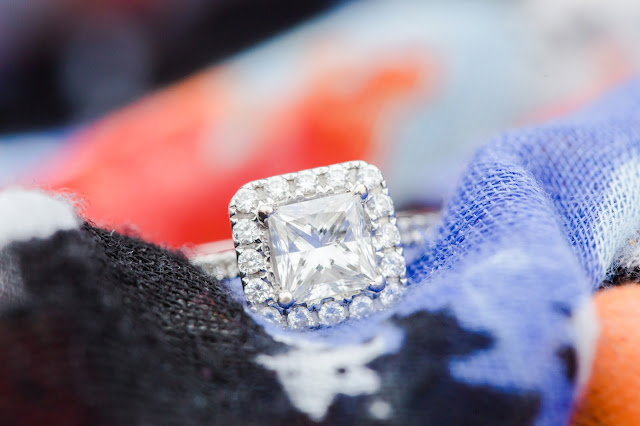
[375,223,401,248]
[234,188,258,213]
[357,164,383,188]
[244,278,272,304]
[325,166,349,189]
[379,283,403,306]
[295,171,318,194]
[349,295,376,319]
[366,194,394,218]
[266,177,289,202]
[237,249,263,274]
[380,252,406,277]
[233,219,260,244]
[259,306,285,325]
[318,301,348,326]
[287,306,315,329]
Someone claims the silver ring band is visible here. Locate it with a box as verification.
[190,210,439,281]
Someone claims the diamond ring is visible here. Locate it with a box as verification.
[191,161,438,329]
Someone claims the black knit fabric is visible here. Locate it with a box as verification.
[0,224,540,425]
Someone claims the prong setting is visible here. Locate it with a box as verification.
[257,205,274,224]
[278,291,294,308]
[351,183,368,200]
[368,276,386,292]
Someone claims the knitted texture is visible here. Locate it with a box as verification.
[0,80,639,425]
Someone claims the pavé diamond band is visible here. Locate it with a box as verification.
[190,161,438,329]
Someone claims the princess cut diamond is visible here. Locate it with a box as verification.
[268,192,378,305]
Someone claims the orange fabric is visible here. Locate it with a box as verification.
[38,56,433,247]
[571,285,640,425]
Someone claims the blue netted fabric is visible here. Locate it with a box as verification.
[398,79,640,424]
[0,80,639,425]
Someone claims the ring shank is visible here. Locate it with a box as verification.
[190,211,439,281]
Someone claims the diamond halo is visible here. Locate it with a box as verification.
[229,161,407,329]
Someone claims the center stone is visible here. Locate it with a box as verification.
[268,192,379,305]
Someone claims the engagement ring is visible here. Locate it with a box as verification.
[191,161,438,329]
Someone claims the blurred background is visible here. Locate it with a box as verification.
[1,0,639,247]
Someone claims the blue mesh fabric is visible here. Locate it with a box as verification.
[397,79,640,424]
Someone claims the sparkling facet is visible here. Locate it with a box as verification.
[349,295,375,318]
[366,194,394,219]
[318,301,347,326]
[380,252,406,277]
[244,278,272,303]
[237,249,263,274]
[233,219,260,244]
[379,283,403,306]
[234,188,258,213]
[375,223,401,248]
[325,166,349,189]
[259,306,285,325]
[295,171,318,194]
[268,192,378,304]
[287,306,315,329]
[357,164,383,188]
[266,177,289,202]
